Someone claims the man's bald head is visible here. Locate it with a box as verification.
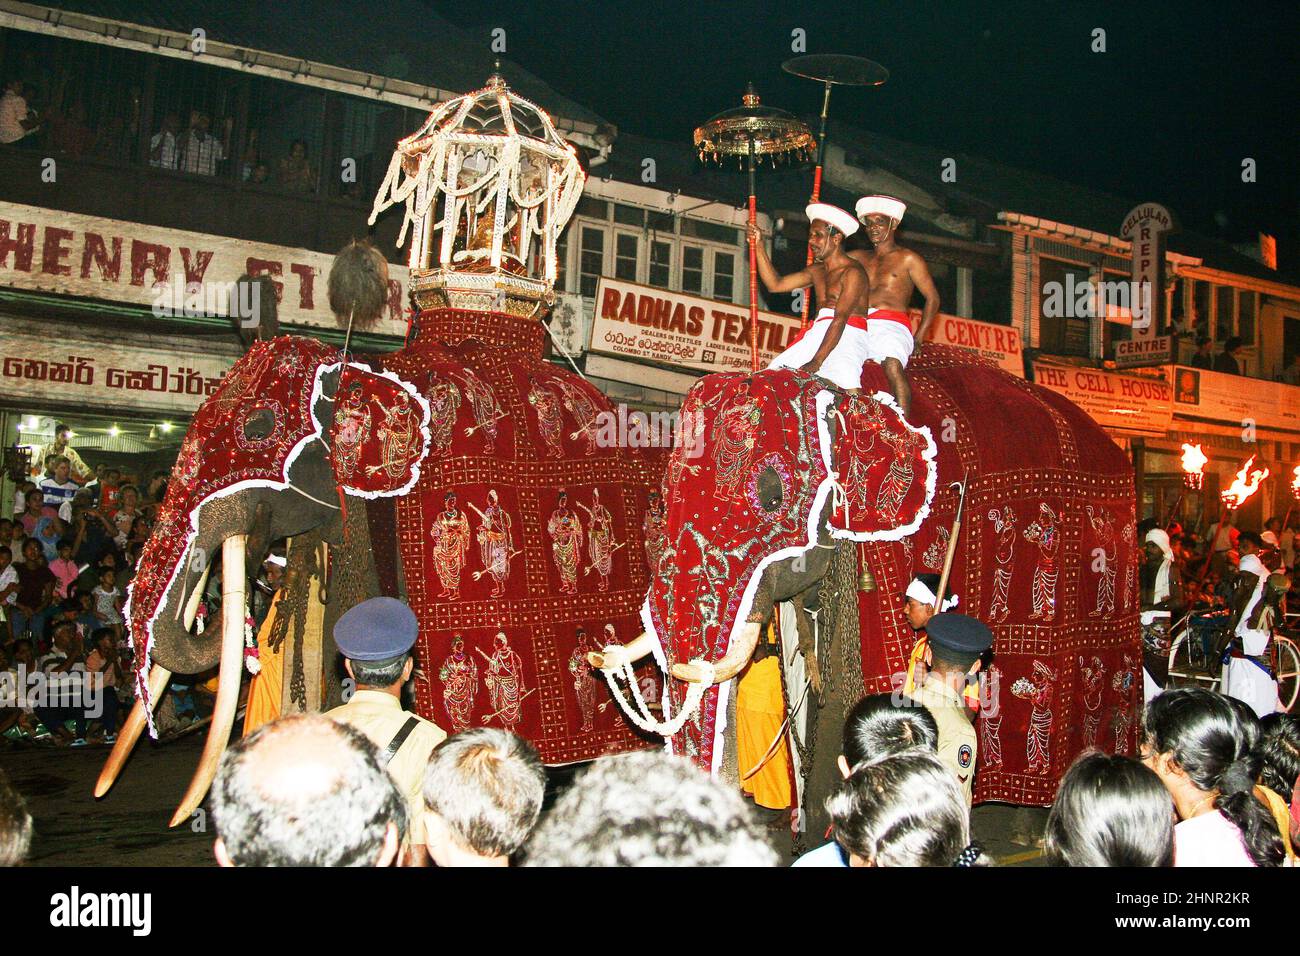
[210,715,406,866]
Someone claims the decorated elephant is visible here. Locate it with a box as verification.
[596,345,1140,841]
[95,243,661,825]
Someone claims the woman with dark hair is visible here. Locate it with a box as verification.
[839,692,940,775]
[1141,688,1285,866]
[1257,713,1300,852]
[825,750,985,868]
[793,694,939,867]
[1044,752,1175,866]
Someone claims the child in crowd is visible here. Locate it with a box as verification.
[794,693,941,867]
[83,627,124,742]
[48,539,79,600]
[1044,752,1175,866]
[824,750,985,867]
[92,565,124,643]
[0,545,18,641]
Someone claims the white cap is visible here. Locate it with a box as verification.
[264,554,287,568]
[805,202,858,237]
[905,576,959,612]
[856,195,907,224]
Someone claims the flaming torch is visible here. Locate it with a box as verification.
[1220,455,1270,511]
[1164,442,1209,526]
[1292,464,1300,500]
[1181,443,1208,489]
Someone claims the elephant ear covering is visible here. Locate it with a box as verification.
[643,370,834,774]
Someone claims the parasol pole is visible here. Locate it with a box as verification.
[798,80,833,326]
[747,136,759,373]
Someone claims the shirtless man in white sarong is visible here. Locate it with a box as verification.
[753,202,871,394]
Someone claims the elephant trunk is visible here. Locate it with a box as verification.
[168,534,249,828]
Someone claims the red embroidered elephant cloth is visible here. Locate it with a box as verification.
[854,345,1141,806]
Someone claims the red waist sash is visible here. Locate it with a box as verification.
[788,312,869,349]
[867,309,913,329]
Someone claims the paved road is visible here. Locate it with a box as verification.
[4,737,1048,867]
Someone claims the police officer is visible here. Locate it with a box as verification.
[904,612,992,805]
[324,597,446,863]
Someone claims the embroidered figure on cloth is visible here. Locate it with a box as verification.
[455,369,502,452]
[922,526,950,571]
[547,491,584,595]
[578,488,616,592]
[1121,523,1136,612]
[643,490,667,574]
[1023,503,1060,621]
[979,663,1004,770]
[369,390,419,481]
[556,379,603,456]
[1080,655,1106,749]
[569,626,602,732]
[332,381,373,482]
[1086,505,1117,617]
[427,374,463,455]
[1110,654,1137,753]
[841,396,884,513]
[528,379,565,459]
[480,632,526,730]
[1011,660,1057,775]
[987,506,1017,621]
[471,489,514,597]
[431,491,472,600]
[208,346,274,419]
[666,397,704,498]
[173,431,204,487]
[438,634,478,733]
[875,425,925,524]
[711,397,761,501]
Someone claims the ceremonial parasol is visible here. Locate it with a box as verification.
[782,54,889,326]
[695,84,814,372]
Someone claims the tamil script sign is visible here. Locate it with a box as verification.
[1032,361,1173,434]
[0,322,236,415]
[0,201,409,336]
[919,311,1024,377]
[1115,335,1173,368]
[590,277,803,372]
[1166,365,1300,435]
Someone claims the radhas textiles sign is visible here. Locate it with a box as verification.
[590,277,803,372]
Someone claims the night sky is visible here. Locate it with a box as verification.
[430,0,1300,270]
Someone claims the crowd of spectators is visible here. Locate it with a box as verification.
[0,424,170,747]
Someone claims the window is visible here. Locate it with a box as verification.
[1215,285,1235,341]
[576,197,610,220]
[649,240,672,288]
[614,203,644,227]
[555,231,569,290]
[713,251,735,301]
[1037,257,1091,357]
[331,97,411,199]
[1237,290,1256,345]
[579,227,605,297]
[682,245,704,294]
[682,218,740,245]
[1193,280,1212,338]
[615,232,639,281]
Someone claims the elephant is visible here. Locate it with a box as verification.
[595,344,1141,844]
[97,242,661,825]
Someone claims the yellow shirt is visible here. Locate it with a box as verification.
[324,689,446,843]
[907,673,977,805]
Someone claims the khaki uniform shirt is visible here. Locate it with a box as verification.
[325,689,446,843]
[907,673,977,805]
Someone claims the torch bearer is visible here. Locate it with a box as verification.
[1199,455,1270,583]
[695,85,814,373]
[781,54,888,327]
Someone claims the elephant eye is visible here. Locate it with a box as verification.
[243,407,277,442]
[755,465,784,512]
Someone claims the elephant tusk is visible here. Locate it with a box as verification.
[670,620,763,685]
[169,534,248,828]
[93,663,173,798]
[181,558,213,631]
[588,631,654,671]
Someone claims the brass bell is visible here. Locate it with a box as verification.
[858,560,877,593]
